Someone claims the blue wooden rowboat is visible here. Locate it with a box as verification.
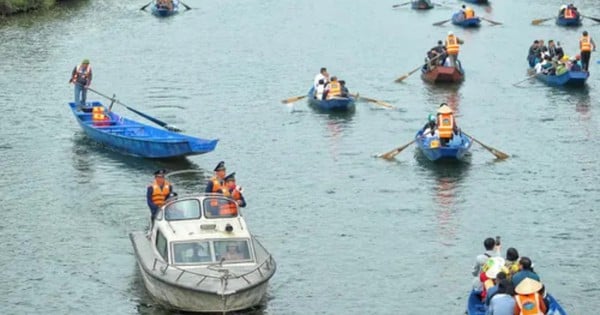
[467,290,567,315]
[535,71,589,87]
[415,129,472,161]
[452,12,481,27]
[151,0,179,17]
[462,0,488,4]
[411,0,434,10]
[556,15,582,27]
[307,87,356,111]
[69,101,218,158]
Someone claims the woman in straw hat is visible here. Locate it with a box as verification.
[514,278,547,315]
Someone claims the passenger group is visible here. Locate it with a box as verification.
[527,31,596,74]
[420,103,461,146]
[424,31,464,71]
[312,67,351,100]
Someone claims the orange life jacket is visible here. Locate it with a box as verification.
[151,180,171,207]
[564,9,575,19]
[580,35,592,52]
[327,82,342,99]
[209,177,224,193]
[515,293,544,315]
[464,7,474,18]
[437,113,455,138]
[72,64,91,83]
[446,35,460,55]
[92,106,110,125]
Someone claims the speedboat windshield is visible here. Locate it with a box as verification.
[165,199,201,220]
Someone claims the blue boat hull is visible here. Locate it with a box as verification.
[69,101,218,158]
[463,0,488,3]
[307,87,356,111]
[452,13,481,27]
[415,130,472,161]
[411,0,434,10]
[556,16,581,26]
[467,290,567,315]
[536,71,589,87]
[151,1,179,17]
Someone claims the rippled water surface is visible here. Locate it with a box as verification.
[1,0,599,314]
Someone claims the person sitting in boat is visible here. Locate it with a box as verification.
[479,257,508,301]
[421,114,437,137]
[569,55,583,71]
[538,39,548,57]
[205,161,227,193]
[323,76,342,99]
[554,41,565,61]
[558,5,567,17]
[181,242,211,263]
[222,243,244,260]
[223,172,246,208]
[546,40,558,59]
[157,0,174,10]
[511,257,540,287]
[504,247,520,279]
[486,277,516,315]
[315,79,326,100]
[314,67,330,89]
[339,80,350,97]
[555,56,569,75]
[471,237,500,290]
[461,4,475,19]
[562,3,578,19]
[514,278,548,315]
[426,40,446,70]
[147,169,174,222]
[527,40,541,67]
[436,104,459,145]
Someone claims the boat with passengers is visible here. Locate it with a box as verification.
[129,171,276,313]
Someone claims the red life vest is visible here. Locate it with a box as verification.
[72,64,91,83]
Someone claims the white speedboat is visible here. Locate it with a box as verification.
[130,191,276,313]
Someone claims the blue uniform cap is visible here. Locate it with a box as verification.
[224,172,236,182]
[154,169,167,176]
[214,161,226,172]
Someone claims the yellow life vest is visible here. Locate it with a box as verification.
[327,82,342,99]
[446,35,460,55]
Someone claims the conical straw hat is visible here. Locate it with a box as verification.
[515,277,543,295]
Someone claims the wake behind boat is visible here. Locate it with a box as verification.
[68,101,218,158]
[130,188,276,313]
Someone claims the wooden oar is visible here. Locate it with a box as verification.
[433,18,451,26]
[376,139,416,160]
[395,53,443,82]
[392,2,410,8]
[281,95,307,104]
[87,87,182,132]
[353,94,394,109]
[582,15,600,23]
[462,132,509,160]
[140,1,152,10]
[481,17,502,25]
[531,17,553,25]
[512,66,555,86]
[179,0,192,10]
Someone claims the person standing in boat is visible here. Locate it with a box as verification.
[315,79,326,100]
[69,59,92,107]
[461,4,475,19]
[579,30,596,72]
[314,67,330,89]
[223,172,246,208]
[146,169,174,221]
[445,31,464,68]
[205,161,227,193]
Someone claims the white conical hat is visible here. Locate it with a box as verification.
[515,278,543,295]
[437,104,453,114]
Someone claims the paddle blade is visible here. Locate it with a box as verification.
[531,18,551,25]
[394,74,409,82]
[281,95,306,104]
[432,19,450,26]
[377,140,415,159]
[482,17,502,25]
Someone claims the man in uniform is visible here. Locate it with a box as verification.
[146,169,173,221]
[205,161,226,193]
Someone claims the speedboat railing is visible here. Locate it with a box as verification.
[149,237,274,292]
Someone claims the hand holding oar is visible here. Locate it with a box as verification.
[582,15,600,23]
[462,132,509,160]
[87,87,182,132]
[395,53,443,82]
[531,17,553,25]
[281,95,307,104]
[481,17,502,25]
[392,2,410,8]
[179,0,192,10]
[140,1,152,10]
[433,18,451,26]
[376,139,416,160]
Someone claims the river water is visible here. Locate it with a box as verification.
[1,0,598,314]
